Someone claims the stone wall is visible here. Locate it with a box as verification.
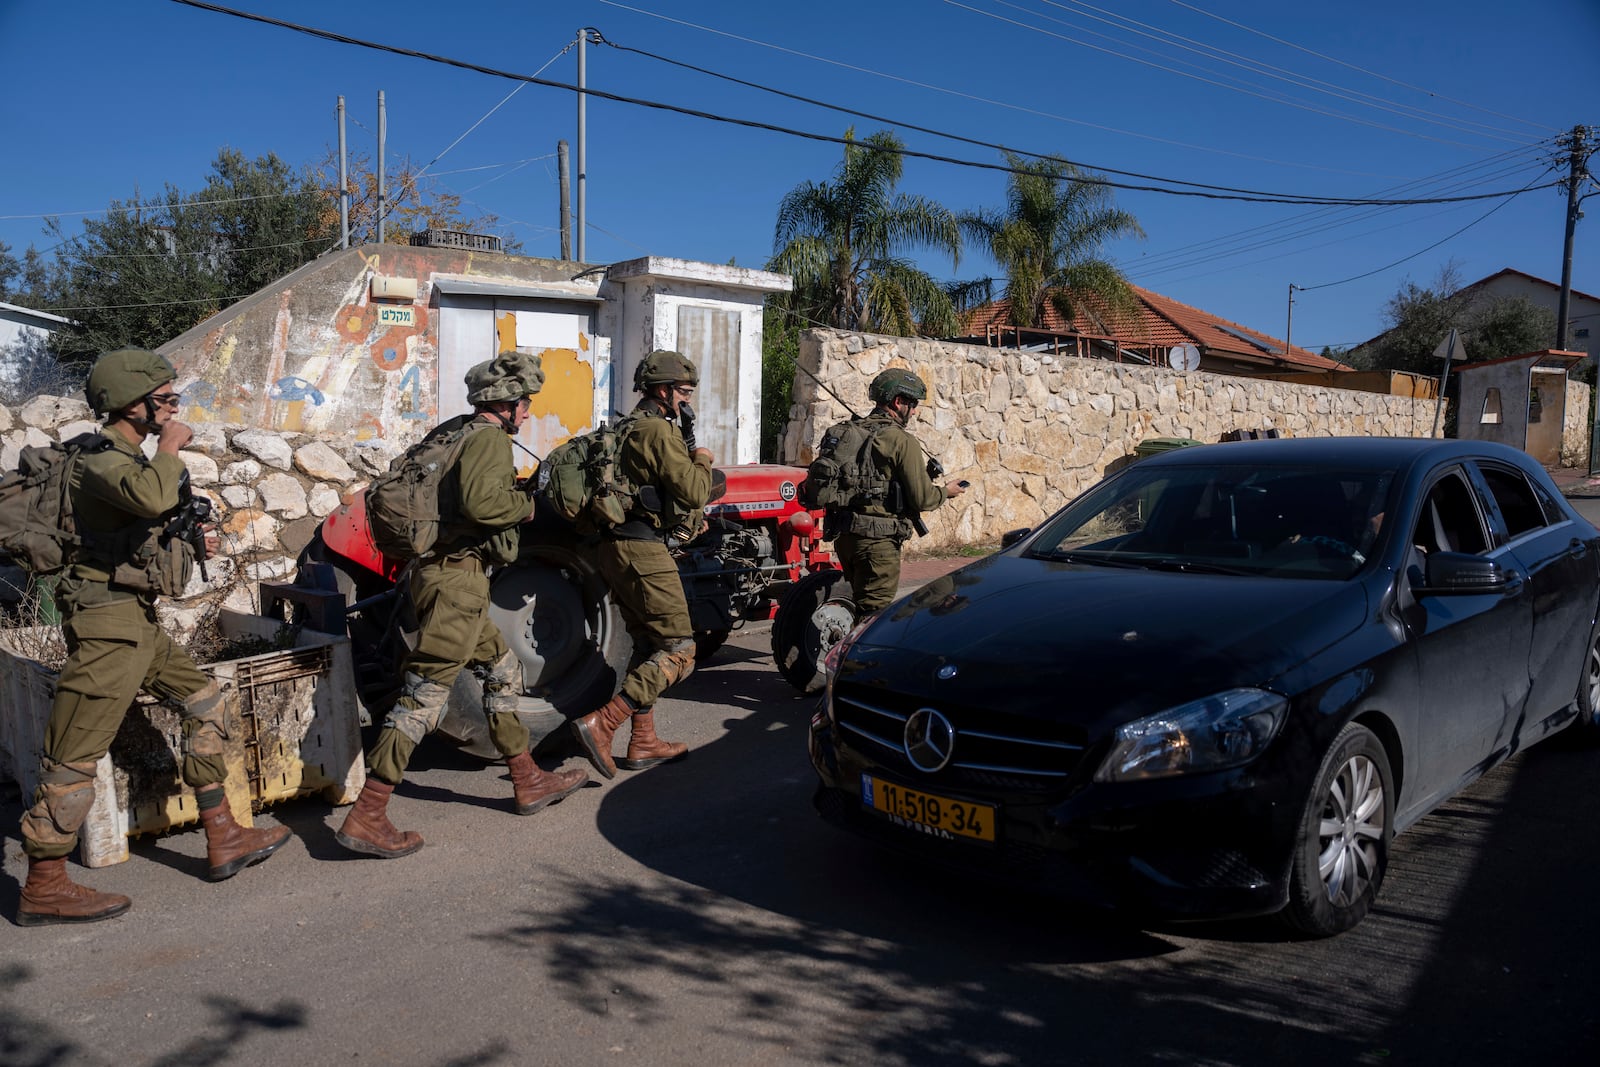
[780,330,1446,552]
[1565,379,1592,468]
[0,395,392,640]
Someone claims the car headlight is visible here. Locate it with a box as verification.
[1093,688,1287,782]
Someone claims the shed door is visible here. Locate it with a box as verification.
[676,305,741,463]
[437,297,605,471]
[1524,369,1565,465]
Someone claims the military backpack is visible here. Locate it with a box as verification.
[0,432,113,575]
[802,417,892,512]
[364,421,483,560]
[535,415,640,534]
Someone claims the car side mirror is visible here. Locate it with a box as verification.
[1410,551,1508,596]
[1001,527,1032,549]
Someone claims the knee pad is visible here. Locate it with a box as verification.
[481,649,524,718]
[181,680,229,758]
[645,638,697,689]
[388,672,451,743]
[21,759,100,847]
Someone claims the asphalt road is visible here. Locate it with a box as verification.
[5,506,1600,1066]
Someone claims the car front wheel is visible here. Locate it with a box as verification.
[1282,722,1394,937]
[1569,619,1600,744]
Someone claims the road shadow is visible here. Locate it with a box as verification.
[496,636,1600,1063]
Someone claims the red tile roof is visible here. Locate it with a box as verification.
[960,285,1344,372]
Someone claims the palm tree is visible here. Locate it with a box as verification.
[961,152,1144,330]
[770,129,962,338]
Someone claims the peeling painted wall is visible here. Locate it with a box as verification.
[158,249,789,471]
[159,245,603,456]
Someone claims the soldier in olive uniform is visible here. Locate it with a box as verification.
[570,350,714,779]
[336,351,588,859]
[833,369,966,614]
[17,349,292,927]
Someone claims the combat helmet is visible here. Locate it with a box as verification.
[633,350,699,392]
[85,348,177,416]
[465,349,545,404]
[868,367,927,405]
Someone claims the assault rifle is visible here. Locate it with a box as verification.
[166,473,213,582]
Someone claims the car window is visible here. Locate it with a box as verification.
[1475,463,1551,539]
[1409,471,1489,556]
[1026,463,1394,579]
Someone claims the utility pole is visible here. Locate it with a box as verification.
[576,28,601,263]
[377,89,387,244]
[1557,125,1593,350]
[558,140,572,261]
[337,96,350,249]
[1285,283,1299,355]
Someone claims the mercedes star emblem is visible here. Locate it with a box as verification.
[903,707,955,772]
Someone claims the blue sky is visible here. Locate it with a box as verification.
[3,0,1596,354]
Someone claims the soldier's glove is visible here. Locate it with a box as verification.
[678,401,697,452]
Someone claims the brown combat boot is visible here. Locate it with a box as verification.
[17,857,132,927]
[618,708,689,771]
[570,693,636,780]
[506,751,588,815]
[198,793,292,882]
[335,778,424,859]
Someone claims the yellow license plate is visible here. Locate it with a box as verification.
[861,775,996,843]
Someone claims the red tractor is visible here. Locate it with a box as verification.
[290,463,836,756]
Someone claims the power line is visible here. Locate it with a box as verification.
[596,0,1464,181]
[1,191,295,222]
[165,2,1565,209]
[1293,175,1547,291]
[946,0,1523,150]
[1167,0,1557,136]
[1126,151,1550,280]
[1018,0,1542,143]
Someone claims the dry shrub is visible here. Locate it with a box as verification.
[0,583,68,671]
[0,580,298,672]
[184,602,301,666]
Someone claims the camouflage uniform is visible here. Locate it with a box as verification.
[834,410,949,613]
[18,348,290,927]
[364,415,537,785]
[571,350,712,779]
[601,402,715,710]
[21,432,225,862]
[337,349,587,861]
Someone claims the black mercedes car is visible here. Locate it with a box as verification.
[808,437,1600,936]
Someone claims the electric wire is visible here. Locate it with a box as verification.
[1014,0,1543,142]
[596,0,1453,181]
[1168,0,1559,136]
[1127,153,1552,281]
[164,2,1565,209]
[946,0,1525,150]
[1292,174,1549,292]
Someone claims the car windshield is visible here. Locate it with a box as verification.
[1024,463,1396,580]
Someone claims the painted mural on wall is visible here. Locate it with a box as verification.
[165,245,546,455]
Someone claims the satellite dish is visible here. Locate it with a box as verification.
[1168,343,1201,372]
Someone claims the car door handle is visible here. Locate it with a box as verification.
[1570,538,1589,560]
[1501,569,1525,597]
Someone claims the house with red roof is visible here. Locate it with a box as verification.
[956,283,1347,379]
